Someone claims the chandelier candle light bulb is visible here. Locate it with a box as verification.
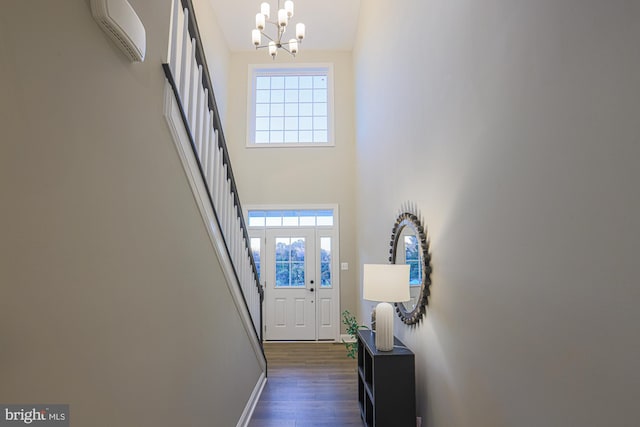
[296,22,305,40]
[252,29,261,46]
[251,0,306,58]
[255,13,265,31]
[260,2,270,18]
[278,9,288,27]
[284,0,294,17]
[289,39,298,54]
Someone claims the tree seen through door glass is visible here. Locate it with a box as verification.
[320,237,331,287]
[275,237,306,287]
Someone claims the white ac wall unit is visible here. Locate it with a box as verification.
[90,0,146,62]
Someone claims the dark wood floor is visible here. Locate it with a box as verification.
[249,342,364,427]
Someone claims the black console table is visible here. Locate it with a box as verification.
[357,329,416,427]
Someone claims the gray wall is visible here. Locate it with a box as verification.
[192,0,231,124]
[354,0,640,426]
[0,1,263,426]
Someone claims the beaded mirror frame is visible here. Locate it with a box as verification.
[389,205,432,325]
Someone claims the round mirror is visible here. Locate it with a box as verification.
[389,211,431,325]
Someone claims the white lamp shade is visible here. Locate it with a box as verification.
[268,41,277,57]
[363,264,410,303]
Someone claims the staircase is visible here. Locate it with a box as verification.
[162,0,264,349]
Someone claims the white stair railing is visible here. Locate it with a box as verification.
[164,0,263,341]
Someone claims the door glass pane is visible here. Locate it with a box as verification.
[320,237,331,288]
[276,262,290,287]
[275,237,306,287]
[291,238,305,261]
[291,262,305,287]
[275,238,290,261]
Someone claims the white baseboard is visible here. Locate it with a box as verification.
[340,334,356,343]
[237,372,267,427]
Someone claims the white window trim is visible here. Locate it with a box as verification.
[246,63,335,148]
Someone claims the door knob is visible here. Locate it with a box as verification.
[309,288,315,292]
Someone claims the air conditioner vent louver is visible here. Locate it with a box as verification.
[90,0,146,62]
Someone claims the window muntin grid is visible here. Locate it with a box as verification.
[247,209,334,228]
[275,237,306,287]
[250,67,332,146]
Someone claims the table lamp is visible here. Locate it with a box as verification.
[363,264,410,351]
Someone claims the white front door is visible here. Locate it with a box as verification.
[265,228,317,340]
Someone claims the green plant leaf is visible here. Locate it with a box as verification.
[341,310,367,359]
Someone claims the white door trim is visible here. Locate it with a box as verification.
[245,204,341,342]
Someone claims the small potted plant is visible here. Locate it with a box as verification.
[341,310,368,359]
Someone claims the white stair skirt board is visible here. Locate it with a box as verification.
[163,81,266,371]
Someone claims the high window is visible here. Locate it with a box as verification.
[248,64,334,147]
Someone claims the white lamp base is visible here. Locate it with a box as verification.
[374,302,395,351]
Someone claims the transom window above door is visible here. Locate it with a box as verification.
[248,64,334,147]
[248,209,334,227]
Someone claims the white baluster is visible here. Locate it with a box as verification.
[218,163,226,221]
[230,217,235,260]
[224,190,229,240]
[210,140,219,207]
[187,51,198,135]
[226,185,232,241]
[237,218,243,268]
[231,201,237,252]
[201,106,210,181]
[217,168,224,231]
[168,0,183,80]
[179,9,191,109]
[221,180,228,238]
[242,255,247,293]
[233,221,238,266]
[207,112,215,190]
[193,70,203,157]
[226,190,233,243]
[219,161,227,216]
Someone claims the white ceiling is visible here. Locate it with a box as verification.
[207,0,362,52]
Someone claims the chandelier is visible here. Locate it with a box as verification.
[251,1,306,59]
